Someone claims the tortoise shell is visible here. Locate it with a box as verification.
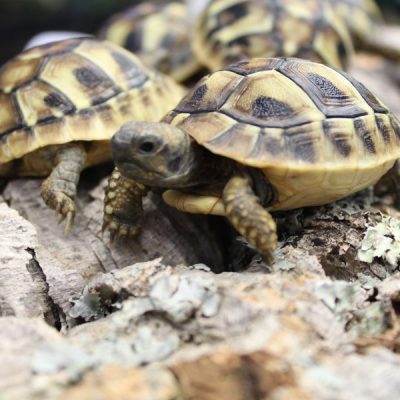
[99,1,200,82]
[0,37,184,168]
[331,0,382,43]
[193,0,354,72]
[163,58,400,210]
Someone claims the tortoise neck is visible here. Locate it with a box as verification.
[176,139,236,188]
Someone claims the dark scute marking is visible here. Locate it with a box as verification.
[220,3,248,21]
[338,71,388,114]
[96,104,113,122]
[228,36,250,47]
[308,73,347,99]
[206,3,249,40]
[43,92,75,115]
[390,116,400,141]
[78,108,96,119]
[323,121,352,157]
[74,67,103,89]
[375,116,391,144]
[191,84,208,103]
[354,119,376,154]
[125,30,143,52]
[263,136,283,156]
[284,129,315,162]
[44,93,64,108]
[252,96,295,119]
[167,155,181,173]
[111,51,147,86]
[37,115,61,126]
[111,51,135,72]
[337,41,349,66]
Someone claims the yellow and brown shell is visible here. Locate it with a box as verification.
[0,37,184,169]
[193,0,354,72]
[330,0,382,44]
[99,1,200,82]
[163,58,400,211]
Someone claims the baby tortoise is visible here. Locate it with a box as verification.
[99,1,201,82]
[331,0,400,60]
[0,37,184,231]
[192,0,354,71]
[105,57,400,263]
[193,0,400,73]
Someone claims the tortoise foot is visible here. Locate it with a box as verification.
[102,168,147,240]
[40,177,76,234]
[102,213,141,240]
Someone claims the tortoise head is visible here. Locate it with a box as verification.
[112,121,197,187]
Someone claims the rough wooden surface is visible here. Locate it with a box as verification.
[1,259,399,400]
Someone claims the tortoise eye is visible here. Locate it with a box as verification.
[138,141,156,154]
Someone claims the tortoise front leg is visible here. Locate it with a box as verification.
[223,175,277,264]
[103,167,148,238]
[40,143,86,233]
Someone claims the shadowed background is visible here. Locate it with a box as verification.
[0,0,398,64]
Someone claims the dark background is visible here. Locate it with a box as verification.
[0,0,399,63]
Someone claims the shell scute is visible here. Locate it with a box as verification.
[337,70,389,114]
[223,58,284,75]
[40,52,120,110]
[16,80,75,126]
[221,69,325,128]
[0,57,43,93]
[278,59,371,117]
[175,71,243,113]
[0,93,22,135]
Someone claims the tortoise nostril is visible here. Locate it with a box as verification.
[138,141,156,154]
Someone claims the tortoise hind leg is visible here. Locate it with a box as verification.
[222,174,277,264]
[40,143,86,233]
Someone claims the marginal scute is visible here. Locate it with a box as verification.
[323,119,353,158]
[354,118,376,154]
[283,125,317,163]
[0,93,22,135]
[375,115,391,144]
[390,115,400,141]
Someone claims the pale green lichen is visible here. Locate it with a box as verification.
[358,215,400,271]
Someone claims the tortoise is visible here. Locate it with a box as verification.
[192,0,400,73]
[99,1,201,82]
[192,0,355,72]
[329,0,400,60]
[0,37,184,231]
[104,57,400,263]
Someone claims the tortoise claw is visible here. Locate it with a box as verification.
[64,211,75,235]
[102,216,141,243]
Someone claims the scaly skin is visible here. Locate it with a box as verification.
[40,143,86,233]
[103,167,149,238]
[223,175,277,264]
